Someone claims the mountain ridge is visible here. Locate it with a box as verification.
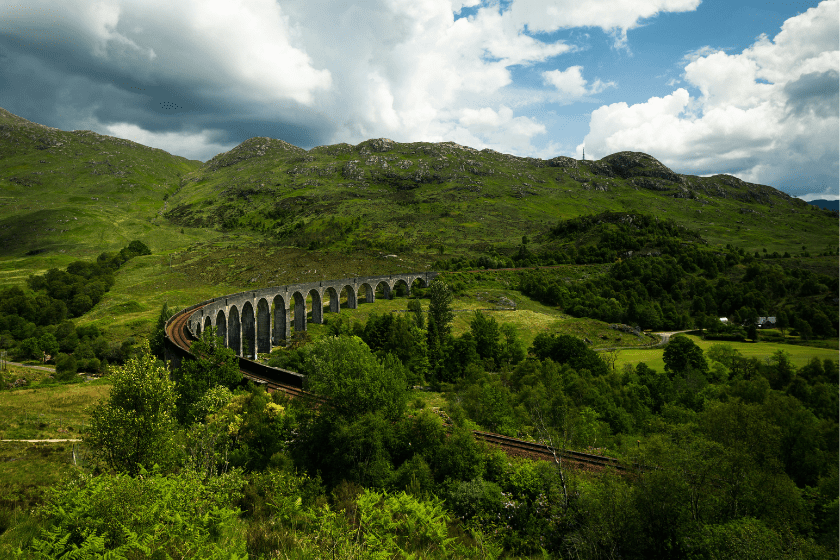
[0,107,833,263]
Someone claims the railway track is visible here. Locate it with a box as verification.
[473,431,625,471]
[167,306,624,469]
[166,305,310,400]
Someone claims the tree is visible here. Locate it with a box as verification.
[38,333,59,361]
[16,337,40,361]
[150,302,174,359]
[530,333,608,376]
[427,279,453,337]
[469,311,500,368]
[173,327,242,424]
[300,335,407,421]
[776,310,789,337]
[793,317,812,340]
[407,297,424,329]
[85,340,178,474]
[663,335,708,379]
[54,353,78,381]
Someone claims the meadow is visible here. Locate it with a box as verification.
[614,333,837,372]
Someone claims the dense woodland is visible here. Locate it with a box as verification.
[0,215,837,559]
[0,241,150,376]
[439,213,838,336]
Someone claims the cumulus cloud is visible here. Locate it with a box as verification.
[507,0,701,46]
[542,66,615,101]
[582,0,839,196]
[0,0,705,161]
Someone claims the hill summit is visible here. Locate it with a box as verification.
[0,107,832,260]
[165,135,817,255]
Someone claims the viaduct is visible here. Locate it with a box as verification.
[179,271,439,358]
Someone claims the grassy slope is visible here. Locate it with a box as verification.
[167,137,838,257]
[0,107,209,269]
[1,108,837,348]
[615,334,838,372]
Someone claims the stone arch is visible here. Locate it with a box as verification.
[273,295,288,343]
[257,298,271,354]
[241,301,255,358]
[325,286,340,314]
[375,280,392,300]
[359,282,374,304]
[393,278,410,297]
[228,306,241,356]
[292,291,307,333]
[309,288,323,324]
[204,316,212,334]
[215,310,227,346]
[342,285,357,309]
[410,277,428,293]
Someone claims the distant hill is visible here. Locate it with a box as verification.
[165,137,832,256]
[807,199,839,211]
[0,107,836,263]
[0,107,202,257]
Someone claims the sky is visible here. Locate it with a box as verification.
[0,0,837,200]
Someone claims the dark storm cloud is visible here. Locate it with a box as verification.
[0,19,335,160]
[783,70,839,119]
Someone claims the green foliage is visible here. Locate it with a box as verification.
[173,327,242,424]
[25,468,246,559]
[356,489,454,557]
[663,334,709,378]
[53,353,77,381]
[427,279,454,337]
[148,302,173,360]
[530,332,609,376]
[299,335,407,421]
[85,341,178,475]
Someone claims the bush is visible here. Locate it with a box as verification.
[54,353,78,381]
[27,468,246,558]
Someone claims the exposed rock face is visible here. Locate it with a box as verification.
[601,151,683,183]
[205,137,305,171]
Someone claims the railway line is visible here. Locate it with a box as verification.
[166,305,627,470]
[166,304,310,400]
[473,431,625,472]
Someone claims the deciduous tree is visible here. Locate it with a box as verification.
[85,340,178,474]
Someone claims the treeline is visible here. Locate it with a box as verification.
[441,332,838,557]
[270,281,526,387]
[518,253,838,333]
[434,212,838,335]
[12,318,835,557]
[0,240,150,371]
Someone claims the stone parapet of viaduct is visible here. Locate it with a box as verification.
[183,271,439,357]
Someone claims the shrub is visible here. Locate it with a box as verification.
[54,353,78,381]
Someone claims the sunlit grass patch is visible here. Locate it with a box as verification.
[615,335,838,373]
[0,380,110,440]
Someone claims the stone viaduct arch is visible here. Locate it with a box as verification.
[185,272,438,357]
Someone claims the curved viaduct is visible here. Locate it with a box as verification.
[174,271,438,359]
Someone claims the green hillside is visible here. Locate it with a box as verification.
[0,107,206,266]
[0,107,836,344]
[167,136,837,257]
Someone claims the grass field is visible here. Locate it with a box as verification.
[0,379,110,440]
[296,283,656,352]
[614,334,838,372]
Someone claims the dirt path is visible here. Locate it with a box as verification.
[5,361,55,372]
[0,439,81,443]
[594,330,693,352]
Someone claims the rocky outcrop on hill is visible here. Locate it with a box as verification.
[601,151,684,183]
[205,137,306,171]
